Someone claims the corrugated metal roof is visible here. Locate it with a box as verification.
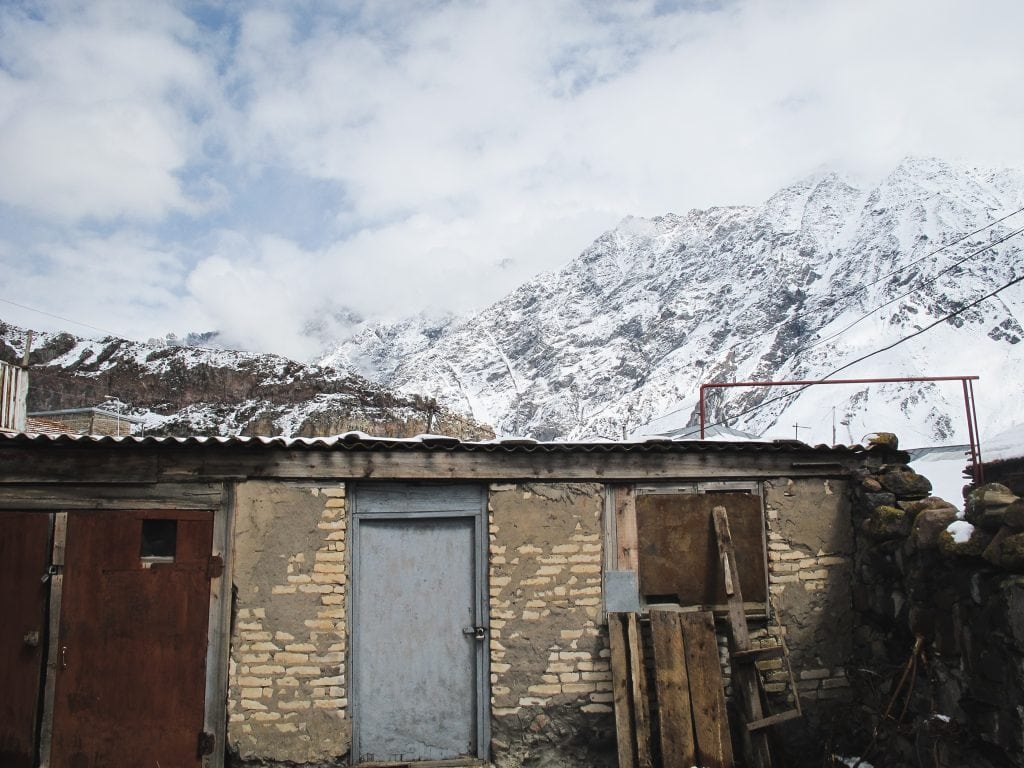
[0,429,880,456]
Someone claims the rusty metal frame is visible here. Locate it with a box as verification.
[698,375,984,483]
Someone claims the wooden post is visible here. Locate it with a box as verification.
[608,613,638,768]
[626,613,654,768]
[614,486,638,572]
[650,608,696,768]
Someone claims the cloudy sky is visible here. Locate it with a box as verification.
[1,0,1023,359]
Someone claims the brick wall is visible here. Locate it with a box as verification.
[487,482,617,767]
[228,481,349,764]
[760,476,856,758]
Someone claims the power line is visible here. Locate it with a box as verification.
[805,225,1024,351]
[638,205,1024,433]
[759,205,1024,361]
[831,203,1024,302]
[0,297,124,338]
[701,272,1024,434]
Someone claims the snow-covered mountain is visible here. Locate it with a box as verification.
[320,157,1024,445]
[0,323,492,439]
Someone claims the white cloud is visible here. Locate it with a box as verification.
[1,231,210,340]
[0,0,216,221]
[2,0,1024,358]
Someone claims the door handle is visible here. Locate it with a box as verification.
[462,626,487,640]
[61,645,68,669]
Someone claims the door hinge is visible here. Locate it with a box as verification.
[197,730,215,758]
[207,555,224,579]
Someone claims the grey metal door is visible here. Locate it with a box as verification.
[352,485,487,764]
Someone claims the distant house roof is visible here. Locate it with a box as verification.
[27,406,145,425]
[981,424,1024,464]
[24,416,71,435]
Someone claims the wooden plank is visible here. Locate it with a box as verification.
[626,613,654,768]
[732,646,785,662]
[0,444,864,484]
[0,483,224,510]
[38,512,66,768]
[712,506,772,768]
[747,709,802,731]
[615,486,639,571]
[679,611,733,768]
[712,507,753,652]
[650,608,696,768]
[607,613,638,768]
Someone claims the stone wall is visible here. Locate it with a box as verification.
[228,481,349,765]
[487,482,617,767]
[849,442,1024,767]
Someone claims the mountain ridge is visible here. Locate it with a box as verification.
[320,157,1024,445]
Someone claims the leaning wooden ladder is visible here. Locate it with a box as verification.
[712,505,802,768]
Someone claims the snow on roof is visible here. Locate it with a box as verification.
[982,423,1024,463]
[0,429,886,457]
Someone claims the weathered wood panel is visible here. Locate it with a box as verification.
[0,361,27,432]
[0,445,862,484]
[0,512,50,768]
[0,483,224,510]
[636,492,766,607]
[680,612,733,768]
[650,608,696,768]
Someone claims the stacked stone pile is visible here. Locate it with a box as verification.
[943,483,1024,571]
[848,433,1024,768]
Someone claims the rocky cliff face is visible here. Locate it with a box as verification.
[321,158,1024,444]
[0,323,492,440]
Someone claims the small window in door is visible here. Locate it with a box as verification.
[140,519,177,563]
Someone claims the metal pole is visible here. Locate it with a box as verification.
[967,379,983,484]
[699,384,707,439]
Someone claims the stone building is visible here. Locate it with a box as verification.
[26,405,143,436]
[1,430,1016,768]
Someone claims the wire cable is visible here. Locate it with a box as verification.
[0,297,124,338]
[697,272,1024,435]
[805,224,1024,351]
[638,205,1024,434]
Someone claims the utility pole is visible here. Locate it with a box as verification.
[793,422,808,440]
[104,396,122,437]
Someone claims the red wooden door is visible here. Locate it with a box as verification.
[51,510,214,768]
[0,512,51,768]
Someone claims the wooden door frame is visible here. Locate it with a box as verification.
[0,485,233,768]
[349,483,490,765]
